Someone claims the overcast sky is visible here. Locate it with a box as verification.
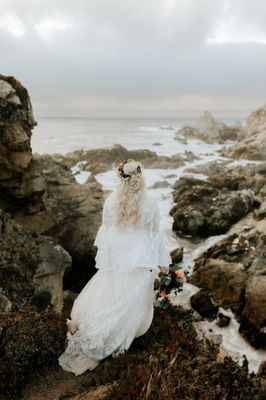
[1,0,266,117]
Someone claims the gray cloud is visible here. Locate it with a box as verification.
[0,0,265,117]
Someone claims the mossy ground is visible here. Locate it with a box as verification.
[0,305,263,400]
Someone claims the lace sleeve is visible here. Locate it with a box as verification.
[152,199,172,267]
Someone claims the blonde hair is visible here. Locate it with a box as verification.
[112,160,146,228]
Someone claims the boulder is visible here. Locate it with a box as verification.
[190,289,219,321]
[222,105,266,160]
[189,220,266,348]
[13,155,104,292]
[0,75,45,212]
[170,177,255,236]
[0,209,71,313]
[175,111,242,144]
[216,312,231,328]
[170,247,184,263]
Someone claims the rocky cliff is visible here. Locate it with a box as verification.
[222,105,266,160]
[175,111,242,144]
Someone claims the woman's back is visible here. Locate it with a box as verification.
[94,191,171,273]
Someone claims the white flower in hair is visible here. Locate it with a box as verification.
[123,160,141,176]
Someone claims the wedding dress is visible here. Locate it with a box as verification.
[58,190,171,376]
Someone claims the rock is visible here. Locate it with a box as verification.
[216,312,231,327]
[222,105,266,160]
[0,75,104,293]
[175,111,242,144]
[149,180,170,189]
[14,155,104,292]
[256,199,266,219]
[170,177,255,236]
[190,258,247,314]
[190,289,219,321]
[64,144,194,174]
[0,75,44,212]
[170,247,184,263]
[258,360,266,377]
[0,209,71,313]
[189,221,266,348]
[33,242,72,312]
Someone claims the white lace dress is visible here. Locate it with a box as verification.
[58,191,171,376]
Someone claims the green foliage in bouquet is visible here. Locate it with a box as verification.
[154,263,185,310]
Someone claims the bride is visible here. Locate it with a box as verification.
[58,159,171,376]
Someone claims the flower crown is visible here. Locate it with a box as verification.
[117,159,142,180]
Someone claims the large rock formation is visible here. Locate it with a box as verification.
[175,111,242,143]
[64,144,197,174]
[0,209,71,313]
[222,105,266,160]
[170,176,255,236]
[189,220,266,348]
[0,75,104,292]
[14,155,104,291]
[0,75,46,213]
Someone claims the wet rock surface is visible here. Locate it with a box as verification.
[190,289,219,321]
[170,246,184,263]
[63,144,199,174]
[170,176,255,236]
[189,220,266,348]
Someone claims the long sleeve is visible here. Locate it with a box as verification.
[152,199,172,267]
[93,193,114,269]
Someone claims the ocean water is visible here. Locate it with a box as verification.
[32,116,243,155]
[33,116,266,372]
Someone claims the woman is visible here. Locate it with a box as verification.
[58,159,171,376]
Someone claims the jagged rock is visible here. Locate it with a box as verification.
[222,105,266,160]
[0,75,104,293]
[216,312,231,328]
[256,199,266,219]
[32,242,72,312]
[63,143,197,174]
[190,289,219,321]
[170,247,184,263]
[170,177,255,236]
[0,75,45,212]
[189,220,266,348]
[13,155,104,292]
[0,209,71,312]
[175,111,242,144]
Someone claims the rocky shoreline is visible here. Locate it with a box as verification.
[1,75,266,399]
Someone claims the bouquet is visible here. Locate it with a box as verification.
[154,264,186,310]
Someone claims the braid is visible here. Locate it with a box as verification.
[112,159,146,228]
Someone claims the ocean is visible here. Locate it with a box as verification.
[32,116,243,155]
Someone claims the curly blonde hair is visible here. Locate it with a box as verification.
[112,159,146,228]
